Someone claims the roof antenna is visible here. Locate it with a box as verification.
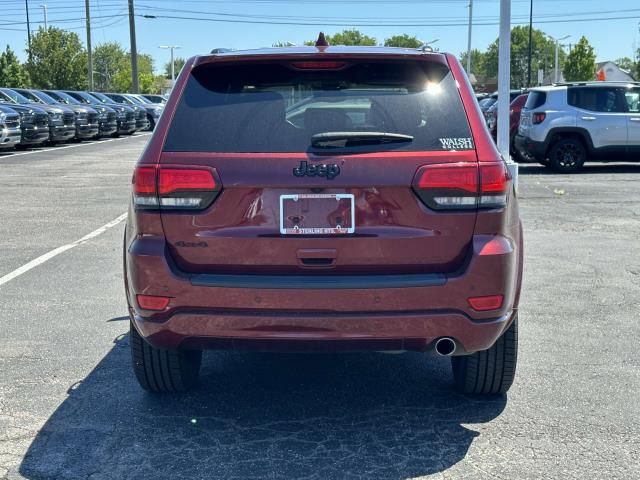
[315,32,329,47]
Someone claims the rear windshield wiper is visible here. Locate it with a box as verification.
[310,131,414,149]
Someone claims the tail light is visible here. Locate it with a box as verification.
[413,162,510,210]
[532,112,546,124]
[133,166,221,210]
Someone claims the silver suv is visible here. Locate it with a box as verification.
[515,82,640,172]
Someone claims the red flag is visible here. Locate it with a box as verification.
[596,68,606,81]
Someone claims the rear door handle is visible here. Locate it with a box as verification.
[581,116,596,121]
[630,118,640,122]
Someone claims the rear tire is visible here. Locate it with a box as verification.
[451,316,518,395]
[130,321,202,392]
[547,138,586,173]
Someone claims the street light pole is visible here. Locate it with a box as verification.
[40,4,47,29]
[466,0,473,74]
[159,45,182,84]
[552,35,570,83]
[526,0,533,87]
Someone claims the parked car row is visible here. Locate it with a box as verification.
[478,81,640,172]
[0,88,165,152]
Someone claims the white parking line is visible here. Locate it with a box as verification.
[0,213,127,288]
[3,133,151,158]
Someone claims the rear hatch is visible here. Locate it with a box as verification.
[156,57,479,275]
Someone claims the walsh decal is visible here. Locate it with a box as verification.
[439,138,474,150]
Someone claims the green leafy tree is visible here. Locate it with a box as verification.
[384,34,422,48]
[272,41,295,47]
[305,29,377,46]
[615,57,635,72]
[112,53,157,93]
[459,48,487,79]
[93,42,127,92]
[0,45,30,87]
[26,27,87,89]
[484,26,562,88]
[563,36,596,82]
[164,56,186,79]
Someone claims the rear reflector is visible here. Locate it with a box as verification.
[468,295,504,311]
[137,294,170,311]
[413,162,510,210]
[133,166,221,210]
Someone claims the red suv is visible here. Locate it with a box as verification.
[124,43,523,394]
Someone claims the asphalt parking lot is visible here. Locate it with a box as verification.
[0,135,639,479]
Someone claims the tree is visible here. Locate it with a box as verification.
[305,29,376,46]
[384,34,422,48]
[26,27,87,89]
[164,56,186,79]
[112,53,158,93]
[615,57,635,72]
[484,26,562,88]
[0,45,30,88]
[459,48,487,79]
[93,42,127,92]
[563,36,596,82]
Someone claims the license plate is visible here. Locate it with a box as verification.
[280,194,355,235]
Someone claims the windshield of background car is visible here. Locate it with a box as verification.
[48,91,81,105]
[29,91,59,105]
[164,60,473,153]
[91,92,111,103]
[0,89,31,104]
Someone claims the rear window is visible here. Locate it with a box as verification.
[163,60,473,153]
[525,91,547,109]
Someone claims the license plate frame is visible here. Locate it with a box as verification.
[279,193,355,235]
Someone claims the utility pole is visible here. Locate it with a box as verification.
[526,0,533,87]
[159,45,182,84]
[466,0,473,75]
[85,0,93,90]
[40,4,47,29]
[25,0,32,60]
[128,0,139,93]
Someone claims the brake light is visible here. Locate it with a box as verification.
[532,112,546,124]
[290,61,347,70]
[413,162,510,210]
[132,166,221,210]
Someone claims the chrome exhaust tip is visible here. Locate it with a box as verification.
[434,337,457,356]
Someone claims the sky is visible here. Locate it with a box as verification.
[1,0,639,75]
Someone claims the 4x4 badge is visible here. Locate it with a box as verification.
[293,161,340,180]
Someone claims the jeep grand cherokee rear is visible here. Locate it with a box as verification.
[124,45,523,395]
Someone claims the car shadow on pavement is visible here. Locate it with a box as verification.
[19,332,506,479]
[518,163,640,175]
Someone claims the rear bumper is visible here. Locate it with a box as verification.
[515,134,546,161]
[126,234,521,353]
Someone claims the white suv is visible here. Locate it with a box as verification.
[515,82,640,172]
